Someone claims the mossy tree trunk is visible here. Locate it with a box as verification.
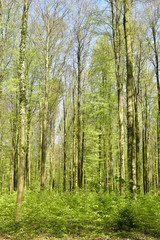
[16,0,29,220]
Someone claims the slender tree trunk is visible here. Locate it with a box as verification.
[14,141,19,191]
[77,36,82,188]
[135,46,141,193]
[72,75,76,190]
[143,84,149,194]
[81,120,84,187]
[154,142,158,192]
[108,89,113,192]
[142,94,145,194]
[77,2,82,188]
[63,100,66,192]
[9,157,13,194]
[38,78,42,179]
[25,77,34,189]
[118,87,125,194]
[41,21,49,190]
[58,157,61,193]
[101,75,107,192]
[132,104,137,198]
[152,24,160,191]
[111,0,125,195]
[135,90,140,192]
[0,0,4,194]
[142,83,148,194]
[69,158,72,191]
[99,133,102,188]
[103,134,107,191]
[11,106,19,191]
[49,119,55,191]
[16,0,28,221]
[25,110,31,189]
[123,0,135,195]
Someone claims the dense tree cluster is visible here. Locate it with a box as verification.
[0,0,160,214]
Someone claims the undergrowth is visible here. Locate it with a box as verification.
[0,190,160,238]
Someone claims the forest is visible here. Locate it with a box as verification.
[0,0,160,239]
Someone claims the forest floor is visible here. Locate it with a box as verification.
[0,192,160,240]
[0,233,159,240]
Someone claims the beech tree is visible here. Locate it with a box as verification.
[16,0,29,220]
[123,0,136,196]
[110,0,125,195]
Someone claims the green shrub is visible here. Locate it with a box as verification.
[0,191,160,238]
[116,204,137,231]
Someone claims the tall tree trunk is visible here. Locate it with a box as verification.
[103,134,107,191]
[16,0,28,220]
[9,157,14,194]
[108,89,113,193]
[49,119,55,191]
[152,24,160,192]
[63,100,66,192]
[72,75,76,190]
[154,142,158,192]
[135,45,141,193]
[11,102,19,191]
[25,77,34,189]
[77,35,82,188]
[111,0,125,195]
[38,78,42,180]
[0,0,4,194]
[135,89,140,192]
[25,112,31,189]
[143,84,149,194]
[118,86,125,194]
[41,21,49,190]
[81,120,84,187]
[77,2,82,188]
[99,133,102,188]
[123,0,135,195]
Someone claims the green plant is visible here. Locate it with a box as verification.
[116,204,137,231]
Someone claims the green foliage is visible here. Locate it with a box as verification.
[116,204,137,231]
[0,191,160,238]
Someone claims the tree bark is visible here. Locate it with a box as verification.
[99,133,102,188]
[152,24,160,192]
[81,120,85,187]
[41,21,49,190]
[143,84,149,194]
[11,103,19,191]
[108,88,113,193]
[77,31,82,188]
[63,100,66,192]
[72,74,77,190]
[0,0,3,194]
[135,89,140,192]
[111,0,125,195]
[49,119,55,191]
[25,77,34,189]
[16,0,29,221]
[123,0,135,195]
[135,44,141,193]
